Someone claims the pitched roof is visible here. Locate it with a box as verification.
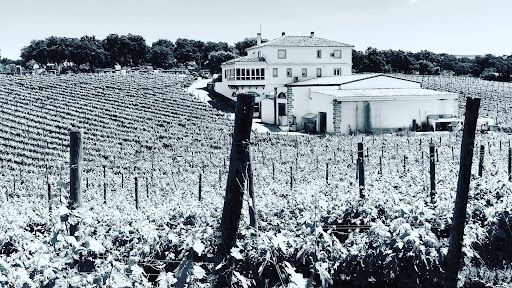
[288,74,420,87]
[247,35,354,50]
[223,55,266,65]
[311,88,458,100]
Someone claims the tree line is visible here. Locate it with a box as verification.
[11,34,266,74]
[2,34,511,81]
[354,47,512,81]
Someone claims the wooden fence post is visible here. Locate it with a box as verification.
[444,97,480,288]
[478,145,484,177]
[325,162,329,184]
[103,166,106,204]
[508,147,511,182]
[135,177,139,210]
[290,166,293,190]
[199,173,202,201]
[430,143,436,203]
[69,131,82,237]
[214,93,255,286]
[358,142,365,199]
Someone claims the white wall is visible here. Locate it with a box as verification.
[261,99,275,124]
[335,98,457,134]
[250,46,352,66]
[339,76,421,89]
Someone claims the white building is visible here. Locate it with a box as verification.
[214,33,459,134]
[284,74,459,133]
[214,32,353,103]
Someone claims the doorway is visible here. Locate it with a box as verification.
[319,112,327,133]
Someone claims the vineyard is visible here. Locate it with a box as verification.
[1,74,512,287]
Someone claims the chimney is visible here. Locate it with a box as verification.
[282,32,286,37]
[257,32,261,45]
[310,32,315,37]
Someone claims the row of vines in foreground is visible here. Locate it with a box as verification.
[1,74,512,287]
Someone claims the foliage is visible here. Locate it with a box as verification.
[353,48,512,80]
[234,37,267,56]
[1,74,512,286]
[149,39,177,69]
[205,51,236,74]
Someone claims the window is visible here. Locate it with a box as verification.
[273,68,278,77]
[302,68,307,77]
[316,68,322,77]
[287,68,292,77]
[334,68,342,76]
[317,50,322,58]
[333,50,342,59]
[278,49,287,59]
[234,68,265,81]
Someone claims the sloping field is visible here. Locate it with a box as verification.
[1,74,512,287]
[0,74,233,171]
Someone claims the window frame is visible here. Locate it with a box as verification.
[333,68,342,76]
[316,68,322,77]
[287,68,292,77]
[273,68,278,78]
[278,49,287,59]
[317,50,322,58]
[302,68,307,77]
[333,50,342,59]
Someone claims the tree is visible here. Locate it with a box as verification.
[352,50,369,72]
[149,39,176,69]
[365,47,387,73]
[418,60,436,75]
[174,38,201,65]
[205,51,236,73]
[234,37,267,56]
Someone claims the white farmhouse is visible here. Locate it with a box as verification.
[214,33,459,134]
[214,32,353,103]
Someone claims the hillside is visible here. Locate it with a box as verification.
[0,74,233,172]
[1,74,512,287]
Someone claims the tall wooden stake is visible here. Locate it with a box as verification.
[199,173,202,201]
[508,147,511,182]
[429,143,436,203]
[69,131,82,237]
[478,145,484,177]
[444,97,480,288]
[215,94,255,287]
[358,142,365,199]
[135,177,139,210]
[103,166,106,204]
[326,162,329,184]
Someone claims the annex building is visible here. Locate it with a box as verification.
[213,32,459,134]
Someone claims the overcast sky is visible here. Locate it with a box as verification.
[0,0,510,60]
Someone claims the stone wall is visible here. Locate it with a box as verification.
[333,100,342,135]
[286,87,294,125]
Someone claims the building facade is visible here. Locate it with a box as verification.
[214,32,353,103]
[214,33,459,134]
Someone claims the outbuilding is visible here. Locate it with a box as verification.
[261,73,460,134]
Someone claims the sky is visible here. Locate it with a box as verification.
[0,0,510,60]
